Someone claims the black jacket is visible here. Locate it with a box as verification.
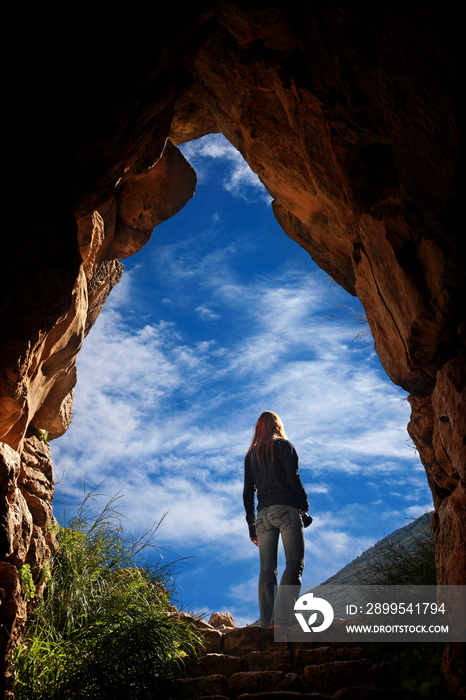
[243,438,309,538]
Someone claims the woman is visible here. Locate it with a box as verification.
[243,411,309,628]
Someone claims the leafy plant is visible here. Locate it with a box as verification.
[11,488,203,699]
[371,642,445,699]
[37,428,49,444]
[360,516,436,586]
[18,564,35,602]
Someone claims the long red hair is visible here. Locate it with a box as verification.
[246,411,287,464]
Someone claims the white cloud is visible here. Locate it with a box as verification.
[180,134,272,202]
[307,484,329,494]
[196,305,221,321]
[404,503,434,518]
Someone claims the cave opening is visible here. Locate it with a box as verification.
[2,6,463,693]
[49,133,432,624]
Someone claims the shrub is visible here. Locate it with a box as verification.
[18,564,35,602]
[361,515,436,586]
[12,489,203,699]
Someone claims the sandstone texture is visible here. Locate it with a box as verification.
[1,437,57,689]
[2,3,464,695]
[209,612,237,630]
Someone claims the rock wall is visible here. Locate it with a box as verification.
[2,3,464,694]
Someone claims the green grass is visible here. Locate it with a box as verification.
[360,516,437,586]
[11,489,204,699]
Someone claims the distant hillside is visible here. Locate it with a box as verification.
[315,511,434,587]
[306,511,435,617]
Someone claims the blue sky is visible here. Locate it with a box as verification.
[51,134,433,626]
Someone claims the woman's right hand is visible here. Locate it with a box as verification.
[250,536,259,547]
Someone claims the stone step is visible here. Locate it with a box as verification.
[184,659,386,698]
[198,622,365,656]
[184,622,391,699]
[229,670,303,696]
[184,671,307,699]
[192,685,395,700]
[184,653,243,678]
[194,690,395,700]
[184,645,367,679]
[236,693,330,699]
[235,691,395,700]
[302,659,385,695]
[184,674,229,698]
[243,650,293,672]
[329,689,395,700]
